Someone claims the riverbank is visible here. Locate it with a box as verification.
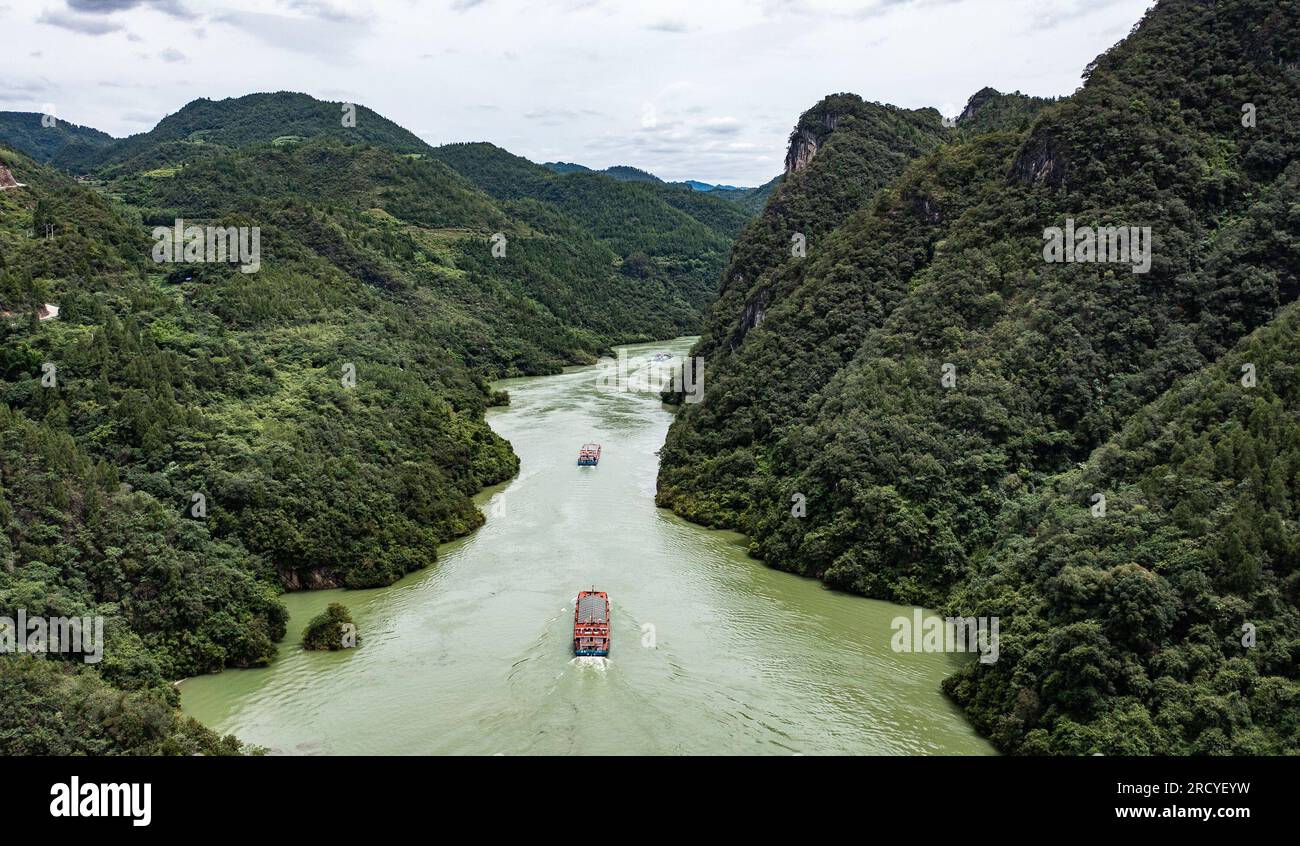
[179,338,993,755]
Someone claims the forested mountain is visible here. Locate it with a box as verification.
[0,112,115,172]
[601,165,662,183]
[542,161,661,183]
[3,0,1294,759]
[0,92,747,340]
[431,141,751,313]
[658,0,1300,754]
[544,160,774,209]
[543,161,592,174]
[682,180,748,192]
[1,139,521,642]
[718,175,783,214]
[945,300,1300,754]
[684,177,779,213]
[0,93,751,322]
[666,91,950,425]
[951,87,1055,135]
[3,92,429,176]
[0,149,285,752]
[0,91,749,752]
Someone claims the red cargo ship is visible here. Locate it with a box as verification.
[573,590,610,657]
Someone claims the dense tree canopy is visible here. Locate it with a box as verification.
[0,91,752,753]
[659,0,1300,753]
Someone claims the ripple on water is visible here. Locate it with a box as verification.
[179,339,995,756]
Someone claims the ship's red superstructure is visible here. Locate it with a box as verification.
[573,590,610,656]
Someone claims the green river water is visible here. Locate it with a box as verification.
[179,338,994,755]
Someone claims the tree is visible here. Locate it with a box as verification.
[302,603,358,651]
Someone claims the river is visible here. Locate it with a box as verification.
[179,338,994,755]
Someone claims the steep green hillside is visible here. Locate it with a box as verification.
[2,135,669,755]
[0,657,249,754]
[542,159,779,213]
[62,92,427,176]
[657,0,1300,753]
[655,92,951,525]
[543,161,592,174]
[952,87,1055,135]
[701,176,782,214]
[120,139,702,347]
[434,142,752,239]
[544,161,665,183]
[945,303,1300,754]
[1,150,279,753]
[601,165,662,183]
[432,142,751,313]
[0,94,748,330]
[685,94,947,373]
[0,111,115,172]
[1,143,518,605]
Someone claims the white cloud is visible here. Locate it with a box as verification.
[646,19,690,33]
[36,8,127,34]
[4,0,1155,185]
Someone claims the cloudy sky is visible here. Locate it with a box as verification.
[2,0,1153,185]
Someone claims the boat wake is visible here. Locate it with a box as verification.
[570,656,609,672]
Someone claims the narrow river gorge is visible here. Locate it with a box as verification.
[180,338,993,755]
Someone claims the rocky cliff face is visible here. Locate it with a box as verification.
[732,285,768,350]
[684,94,947,370]
[1011,128,1069,188]
[280,566,344,591]
[783,103,846,172]
[658,92,949,524]
[784,129,819,173]
[958,86,1003,122]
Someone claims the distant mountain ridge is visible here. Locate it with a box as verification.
[0,92,757,324]
[0,98,783,216]
[541,160,768,204]
[681,179,749,192]
[543,161,754,192]
[0,92,430,176]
